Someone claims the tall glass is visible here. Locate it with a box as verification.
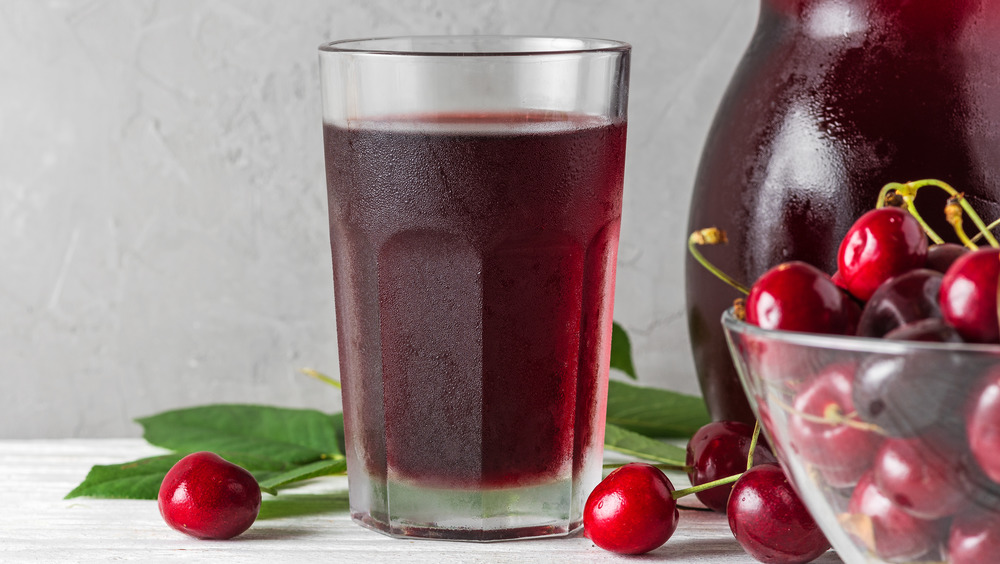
[318,36,630,541]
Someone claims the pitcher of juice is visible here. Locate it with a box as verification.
[686,0,1000,423]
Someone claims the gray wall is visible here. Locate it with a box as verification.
[0,0,758,438]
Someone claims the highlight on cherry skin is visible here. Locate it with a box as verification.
[158,451,262,540]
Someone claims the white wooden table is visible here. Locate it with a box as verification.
[0,439,843,563]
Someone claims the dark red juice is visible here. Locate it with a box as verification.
[324,113,626,489]
[687,0,1000,423]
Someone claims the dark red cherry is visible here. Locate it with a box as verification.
[746,261,860,335]
[872,434,966,520]
[926,242,970,273]
[727,463,831,564]
[940,247,1000,344]
[856,269,943,338]
[852,351,968,438]
[837,207,928,301]
[845,471,945,562]
[883,318,964,343]
[949,510,1000,564]
[685,421,777,513]
[787,363,881,488]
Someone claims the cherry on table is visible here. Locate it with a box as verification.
[746,261,860,335]
[158,451,262,540]
[685,420,777,513]
[583,462,679,555]
[727,463,831,564]
[837,206,928,302]
[939,247,1000,344]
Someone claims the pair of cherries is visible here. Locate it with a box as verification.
[584,421,831,563]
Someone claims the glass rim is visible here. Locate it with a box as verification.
[721,308,1000,355]
[318,35,631,57]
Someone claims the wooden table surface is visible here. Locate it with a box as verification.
[0,439,844,563]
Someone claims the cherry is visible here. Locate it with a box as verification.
[872,433,966,520]
[845,471,944,562]
[855,268,943,338]
[949,510,1000,564]
[727,463,831,564]
[926,242,969,274]
[883,317,964,343]
[158,452,262,540]
[940,247,1000,343]
[685,421,777,513]
[583,462,679,555]
[746,261,860,335]
[837,206,928,302]
[852,351,968,438]
[966,366,1000,483]
[787,363,881,488]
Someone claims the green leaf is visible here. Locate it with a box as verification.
[65,454,185,500]
[610,322,637,379]
[258,492,350,520]
[259,457,347,491]
[136,405,341,464]
[603,423,687,468]
[330,412,346,456]
[606,380,711,438]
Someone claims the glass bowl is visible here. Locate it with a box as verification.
[722,310,1000,564]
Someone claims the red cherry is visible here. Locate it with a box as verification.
[727,463,831,564]
[883,317,964,342]
[872,434,966,520]
[583,463,679,555]
[940,247,1000,343]
[746,261,860,335]
[846,471,944,562]
[837,207,928,301]
[158,452,262,540]
[685,421,777,513]
[967,367,1000,483]
[949,510,1000,564]
[787,363,881,487]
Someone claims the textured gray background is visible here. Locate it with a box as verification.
[0,0,757,438]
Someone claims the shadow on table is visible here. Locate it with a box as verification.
[257,492,350,521]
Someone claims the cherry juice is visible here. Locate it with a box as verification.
[324,113,627,494]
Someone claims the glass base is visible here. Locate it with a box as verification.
[350,475,583,541]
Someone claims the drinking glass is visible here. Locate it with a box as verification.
[318,35,630,541]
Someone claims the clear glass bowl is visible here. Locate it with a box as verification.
[722,310,1000,564]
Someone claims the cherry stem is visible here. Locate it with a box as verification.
[877,182,945,245]
[970,217,1000,245]
[672,473,742,500]
[887,179,1000,248]
[772,394,889,436]
[688,228,750,295]
[944,199,979,250]
[301,368,342,389]
[746,420,761,472]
